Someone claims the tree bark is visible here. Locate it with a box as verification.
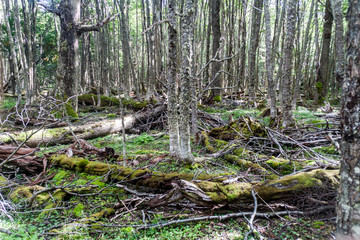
[179,0,195,163]
[210,0,222,100]
[281,0,296,128]
[264,0,277,121]
[336,0,360,238]
[167,0,180,157]
[247,0,263,104]
[316,0,333,104]
[331,0,346,83]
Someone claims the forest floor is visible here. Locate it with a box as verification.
[0,94,339,239]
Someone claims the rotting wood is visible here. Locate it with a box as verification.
[0,105,166,147]
[50,155,339,207]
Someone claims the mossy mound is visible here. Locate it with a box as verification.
[209,116,267,140]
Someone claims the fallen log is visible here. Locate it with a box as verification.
[0,145,43,174]
[50,154,339,207]
[0,105,166,147]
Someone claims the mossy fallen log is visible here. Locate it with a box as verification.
[78,94,154,110]
[209,116,267,140]
[0,105,166,147]
[201,131,308,176]
[50,155,339,207]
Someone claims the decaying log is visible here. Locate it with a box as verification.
[0,145,43,174]
[0,105,166,147]
[50,155,339,207]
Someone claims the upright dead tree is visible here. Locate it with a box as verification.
[167,0,180,157]
[179,0,195,163]
[281,0,296,128]
[336,0,360,238]
[247,0,263,104]
[315,0,333,104]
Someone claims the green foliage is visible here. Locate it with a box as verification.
[0,226,44,240]
[0,97,23,110]
[134,133,154,144]
[53,170,70,185]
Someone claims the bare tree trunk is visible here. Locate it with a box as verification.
[316,0,333,104]
[0,51,3,104]
[331,0,345,83]
[167,0,180,157]
[210,0,222,101]
[247,0,263,104]
[281,0,296,128]
[264,0,276,121]
[179,0,195,163]
[237,1,247,91]
[336,1,360,238]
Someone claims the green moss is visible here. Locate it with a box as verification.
[213,95,222,102]
[65,102,79,120]
[37,203,57,219]
[53,189,66,201]
[106,113,117,118]
[313,221,325,229]
[73,179,87,185]
[51,155,89,172]
[78,94,149,110]
[10,186,50,204]
[53,170,70,185]
[0,175,7,187]
[73,203,85,218]
[209,117,267,140]
[218,182,252,202]
[92,179,106,188]
[266,157,303,175]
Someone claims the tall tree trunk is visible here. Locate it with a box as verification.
[316,0,333,104]
[331,0,346,83]
[57,0,81,102]
[281,0,296,128]
[237,1,247,91]
[264,0,277,121]
[210,0,222,101]
[118,0,130,98]
[167,0,180,157]
[179,0,195,163]
[336,0,360,238]
[247,0,263,104]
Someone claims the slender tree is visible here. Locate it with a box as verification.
[179,0,195,163]
[210,0,222,101]
[264,0,276,121]
[282,0,296,128]
[247,0,263,104]
[316,0,333,104]
[336,0,360,238]
[167,0,180,157]
[331,0,346,83]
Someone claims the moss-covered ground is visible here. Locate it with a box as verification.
[0,98,339,239]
